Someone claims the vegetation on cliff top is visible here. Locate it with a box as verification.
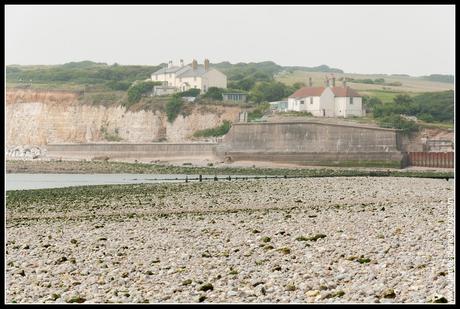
[165,95,184,123]
[126,81,162,105]
[193,121,232,137]
[6,61,162,91]
[6,61,453,131]
[368,90,454,131]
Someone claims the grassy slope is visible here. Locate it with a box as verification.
[276,70,453,95]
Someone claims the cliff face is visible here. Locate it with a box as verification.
[6,89,241,146]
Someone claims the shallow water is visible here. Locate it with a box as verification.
[5,173,255,191]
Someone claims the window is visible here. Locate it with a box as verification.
[300,100,305,105]
[310,97,313,104]
[350,97,354,104]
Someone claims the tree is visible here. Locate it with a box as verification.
[364,96,383,111]
[249,81,288,103]
[235,78,256,91]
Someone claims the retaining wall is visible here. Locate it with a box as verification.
[216,122,405,167]
[47,143,217,159]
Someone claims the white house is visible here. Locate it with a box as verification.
[151,59,227,95]
[287,85,364,117]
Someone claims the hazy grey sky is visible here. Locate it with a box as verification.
[5,5,455,76]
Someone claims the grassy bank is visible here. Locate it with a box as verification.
[6,160,453,179]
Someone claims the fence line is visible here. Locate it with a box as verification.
[408,152,454,168]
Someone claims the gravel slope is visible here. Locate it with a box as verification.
[5,177,455,303]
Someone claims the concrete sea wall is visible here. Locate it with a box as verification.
[47,143,217,160]
[46,122,406,167]
[216,122,405,167]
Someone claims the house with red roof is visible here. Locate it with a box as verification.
[287,81,364,117]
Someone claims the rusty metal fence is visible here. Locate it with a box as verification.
[408,152,454,168]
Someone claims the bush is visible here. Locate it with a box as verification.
[248,103,271,121]
[418,113,434,122]
[377,115,419,132]
[281,111,313,117]
[373,102,406,118]
[106,80,131,91]
[411,90,453,123]
[127,81,160,104]
[165,95,184,123]
[393,94,413,105]
[363,96,383,111]
[386,81,402,86]
[177,88,201,97]
[202,87,224,100]
[193,121,231,137]
[372,91,453,124]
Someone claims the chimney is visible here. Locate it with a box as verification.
[204,59,209,71]
[308,77,312,87]
[168,60,173,68]
[332,77,336,87]
[192,59,197,70]
[325,75,330,87]
[180,59,184,67]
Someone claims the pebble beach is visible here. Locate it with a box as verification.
[5,177,455,303]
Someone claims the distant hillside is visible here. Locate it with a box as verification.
[213,61,282,82]
[6,61,162,91]
[283,64,344,73]
[420,74,454,84]
[6,60,343,91]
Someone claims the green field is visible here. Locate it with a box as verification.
[358,90,418,103]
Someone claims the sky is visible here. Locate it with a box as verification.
[5,5,455,76]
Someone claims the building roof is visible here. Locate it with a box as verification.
[152,66,187,75]
[289,87,325,98]
[289,86,361,98]
[176,65,208,78]
[153,64,223,78]
[330,86,361,97]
